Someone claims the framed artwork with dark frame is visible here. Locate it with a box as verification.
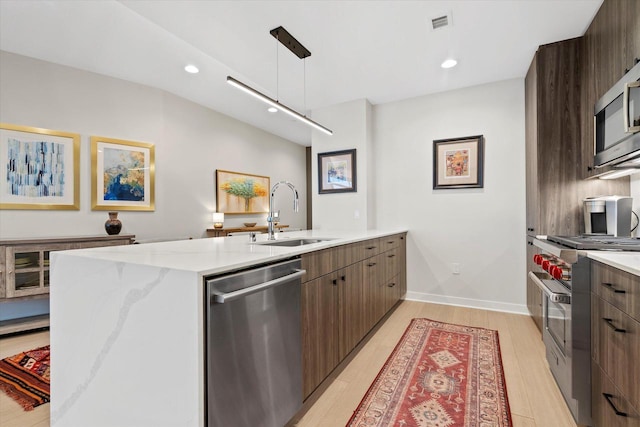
[91,136,155,211]
[318,149,357,194]
[0,123,80,210]
[433,135,484,189]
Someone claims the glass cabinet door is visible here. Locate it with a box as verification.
[7,247,46,297]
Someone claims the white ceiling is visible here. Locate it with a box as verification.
[0,0,602,145]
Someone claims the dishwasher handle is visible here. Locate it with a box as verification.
[212,269,306,304]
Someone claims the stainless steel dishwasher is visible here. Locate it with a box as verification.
[204,258,305,427]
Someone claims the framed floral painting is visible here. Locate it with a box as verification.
[433,135,484,189]
[91,136,155,211]
[0,123,80,210]
[216,170,270,214]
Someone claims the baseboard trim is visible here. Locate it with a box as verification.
[405,291,528,315]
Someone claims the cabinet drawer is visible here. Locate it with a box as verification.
[592,295,640,411]
[592,362,640,427]
[592,262,640,322]
[301,249,336,282]
[334,242,363,270]
[380,234,401,251]
[361,238,381,258]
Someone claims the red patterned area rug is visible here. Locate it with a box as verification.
[0,345,50,411]
[347,319,512,426]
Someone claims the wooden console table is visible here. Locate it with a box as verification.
[206,225,289,237]
[0,234,135,335]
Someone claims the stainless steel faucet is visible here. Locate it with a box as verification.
[267,181,299,240]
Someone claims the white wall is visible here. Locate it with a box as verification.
[0,51,307,242]
[311,99,374,230]
[373,79,527,313]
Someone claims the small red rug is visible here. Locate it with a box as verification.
[0,345,50,411]
[347,319,512,426]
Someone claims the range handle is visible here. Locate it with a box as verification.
[212,269,306,303]
[528,271,571,304]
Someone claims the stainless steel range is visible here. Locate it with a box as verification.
[547,235,640,251]
[530,234,639,426]
[529,238,592,426]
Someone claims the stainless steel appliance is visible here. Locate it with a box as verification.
[547,235,640,251]
[594,61,640,168]
[594,63,640,167]
[583,196,633,237]
[204,258,306,427]
[529,239,592,426]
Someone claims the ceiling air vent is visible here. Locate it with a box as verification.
[431,13,452,30]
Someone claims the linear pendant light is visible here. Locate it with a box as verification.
[227,76,333,135]
[227,26,333,136]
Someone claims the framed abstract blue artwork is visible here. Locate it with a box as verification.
[91,136,155,211]
[0,123,80,210]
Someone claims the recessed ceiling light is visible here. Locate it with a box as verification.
[441,59,457,69]
[184,64,199,74]
[267,107,278,113]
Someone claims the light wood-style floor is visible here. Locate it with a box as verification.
[0,301,576,427]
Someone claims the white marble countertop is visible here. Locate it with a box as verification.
[586,251,640,276]
[49,228,407,427]
[55,229,407,277]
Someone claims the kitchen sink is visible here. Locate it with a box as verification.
[257,238,334,247]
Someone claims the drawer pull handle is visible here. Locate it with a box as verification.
[602,282,626,294]
[366,246,376,250]
[332,279,337,286]
[341,275,346,281]
[387,241,394,244]
[387,254,395,258]
[388,283,396,288]
[603,393,628,417]
[603,318,626,333]
[367,262,377,267]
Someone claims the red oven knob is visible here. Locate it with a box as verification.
[542,260,551,271]
[551,266,563,280]
[533,254,542,264]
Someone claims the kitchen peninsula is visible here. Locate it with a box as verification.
[49,229,406,427]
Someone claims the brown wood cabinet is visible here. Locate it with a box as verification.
[301,273,340,398]
[591,261,640,426]
[581,0,640,179]
[301,233,406,399]
[592,362,640,427]
[524,22,630,331]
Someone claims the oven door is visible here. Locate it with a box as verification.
[545,295,570,356]
[529,271,577,411]
[528,271,572,352]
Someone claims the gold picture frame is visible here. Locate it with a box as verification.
[0,123,80,210]
[216,170,270,214]
[91,136,155,211]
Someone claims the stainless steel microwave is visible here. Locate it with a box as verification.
[594,61,640,168]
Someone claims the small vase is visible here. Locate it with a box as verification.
[105,212,122,235]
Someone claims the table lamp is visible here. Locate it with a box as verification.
[212,212,224,229]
